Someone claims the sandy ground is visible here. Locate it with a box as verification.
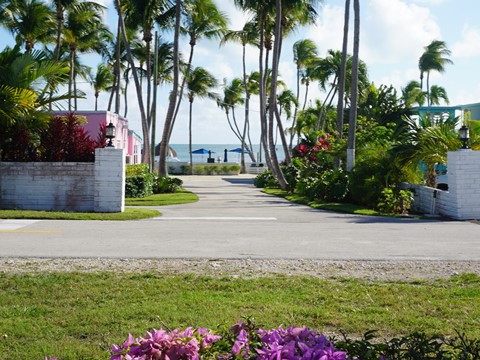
[1,257,479,281]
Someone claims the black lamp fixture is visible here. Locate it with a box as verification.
[106,122,116,147]
[459,124,470,149]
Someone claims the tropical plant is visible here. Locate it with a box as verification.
[346,0,360,172]
[62,1,112,110]
[2,0,56,52]
[90,63,113,111]
[292,38,318,149]
[418,40,453,106]
[221,20,260,172]
[185,66,218,175]
[392,116,461,187]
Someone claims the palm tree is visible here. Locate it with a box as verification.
[429,85,449,105]
[418,40,453,106]
[402,80,426,107]
[218,77,245,144]
[170,0,228,139]
[62,1,112,110]
[346,0,360,172]
[91,64,113,111]
[158,0,181,177]
[51,0,77,60]
[185,67,218,175]
[2,0,56,52]
[335,0,350,165]
[291,39,318,150]
[221,20,259,172]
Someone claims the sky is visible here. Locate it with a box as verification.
[4,0,480,144]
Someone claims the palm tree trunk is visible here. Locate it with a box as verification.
[159,0,181,177]
[346,0,360,172]
[336,0,350,142]
[115,20,121,114]
[274,105,291,163]
[114,0,150,164]
[68,47,75,111]
[268,0,287,190]
[189,99,193,175]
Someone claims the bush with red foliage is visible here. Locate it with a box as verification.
[39,112,108,162]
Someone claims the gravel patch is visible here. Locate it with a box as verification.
[1,258,479,281]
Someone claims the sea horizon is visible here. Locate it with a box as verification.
[169,143,285,163]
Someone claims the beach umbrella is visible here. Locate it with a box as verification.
[229,147,249,153]
[191,148,210,154]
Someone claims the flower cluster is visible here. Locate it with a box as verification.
[110,321,346,360]
[256,325,346,360]
[111,327,221,360]
[293,135,331,162]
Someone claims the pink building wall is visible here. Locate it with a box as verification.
[52,111,142,164]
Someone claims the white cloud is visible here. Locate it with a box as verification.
[363,0,441,65]
[452,25,480,59]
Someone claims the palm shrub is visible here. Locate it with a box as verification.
[350,146,405,208]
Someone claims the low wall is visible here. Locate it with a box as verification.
[404,150,480,220]
[0,148,125,212]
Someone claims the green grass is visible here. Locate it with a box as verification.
[263,188,402,217]
[0,208,160,220]
[0,272,479,359]
[125,189,199,206]
[0,190,197,220]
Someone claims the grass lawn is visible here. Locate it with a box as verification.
[0,272,479,359]
[125,189,199,206]
[263,188,406,217]
[0,189,198,220]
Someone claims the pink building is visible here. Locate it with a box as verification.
[52,111,142,164]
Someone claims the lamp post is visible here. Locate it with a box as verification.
[106,122,116,147]
[459,124,469,150]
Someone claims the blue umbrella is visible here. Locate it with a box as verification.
[229,147,249,153]
[191,148,210,154]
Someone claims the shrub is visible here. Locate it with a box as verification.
[154,176,183,194]
[125,164,155,198]
[253,170,279,188]
[377,186,414,214]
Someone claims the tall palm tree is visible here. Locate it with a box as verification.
[335,0,350,163]
[218,77,245,144]
[170,0,228,139]
[291,39,317,150]
[346,0,360,171]
[91,64,113,111]
[185,66,218,174]
[221,20,259,172]
[158,0,181,177]
[51,0,76,60]
[418,40,453,107]
[3,0,56,52]
[62,1,112,110]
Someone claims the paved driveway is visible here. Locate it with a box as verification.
[0,175,479,260]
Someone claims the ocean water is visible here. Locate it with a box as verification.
[169,144,286,163]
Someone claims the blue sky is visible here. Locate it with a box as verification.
[3,0,480,144]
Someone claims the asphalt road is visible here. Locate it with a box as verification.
[1,175,479,260]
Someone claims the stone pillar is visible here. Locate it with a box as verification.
[94,148,125,212]
[444,150,480,220]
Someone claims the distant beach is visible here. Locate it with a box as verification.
[168,144,286,163]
